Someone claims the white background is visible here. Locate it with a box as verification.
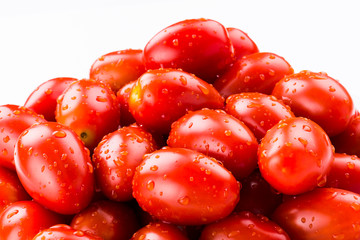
[1,0,359,108]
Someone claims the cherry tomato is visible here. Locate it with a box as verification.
[90,49,145,93]
[0,104,46,170]
[131,222,189,240]
[14,122,95,214]
[258,117,334,195]
[33,224,103,240]
[199,211,290,240]
[24,77,77,121]
[227,27,259,60]
[272,70,354,136]
[213,52,294,98]
[0,200,64,240]
[116,80,136,126]
[92,124,157,201]
[168,108,258,180]
[56,79,120,150]
[144,18,234,83]
[128,68,224,134]
[272,187,360,240]
[225,92,295,141]
[132,147,240,225]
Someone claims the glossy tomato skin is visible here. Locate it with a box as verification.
[168,108,258,180]
[128,68,224,134]
[258,117,334,195]
[56,79,120,150]
[70,200,140,240]
[0,200,64,240]
[272,70,354,136]
[90,49,145,93]
[227,27,259,60]
[213,52,294,98]
[199,211,290,240]
[0,104,46,170]
[272,187,360,240]
[33,224,103,240]
[131,222,189,240]
[24,77,77,121]
[144,18,235,83]
[116,80,136,126]
[92,124,157,201]
[14,122,95,215]
[132,147,240,225]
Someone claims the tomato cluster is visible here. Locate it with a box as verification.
[0,18,359,240]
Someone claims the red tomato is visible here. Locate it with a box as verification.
[92,124,157,201]
[144,18,235,83]
[24,77,77,121]
[33,224,103,240]
[225,92,295,141]
[132,147,240,225]
[272,70,354,136]
[70,200,140,240]
[0,166,31,212]
[199,211,290,240]
[116,80,136,126]
[258,117,334,195]
[89,49,145,93]
[213,52,294,98]
[14,122,95,214]
[56,79,120,150]
[227,27,259,60]
[272,187,360,240]
[128,68,224,134]
[0,104,46,170]
[168,108,258,180]
[0,200,64,240]
[131,222,189,240]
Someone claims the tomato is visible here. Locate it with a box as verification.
[199,211,290,240]
[0,104,46,170]
[167,108,258,180]
[128,68,224,134]
[258,117,334,195]
[92,124,157,201]
[0,200,64,240]
[272,187,360,240]
[70,200,139,240]
[132,147,240,225]
[14,122,95,214]
[131,222,189,240]
[56,79,120,150]
[24,77,77,121]
[116,80,136,126]
[225,92,295,141]
[0,166,31,212]
[227,27,259,60]
[33,224,103,240]
[144,18,235,83]
[89,49,145,93]
[272,70,354,136]
[213,52,294,98]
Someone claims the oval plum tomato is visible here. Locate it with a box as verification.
[24,77,77,121]
[225,92,295,141]
[258,117,334,195]
[56,79,120,150]
[14,122,95,215]
[167,108,258,180]
[33,224,103,240]
[92,124,157,201]
[213,52,294,98]
[128,68,224,134]
[0,166,31,212]
[131,222,189,240]
[116,80,136,126]
[272,70,354,136]
[272,187,360,240]
[144,18,235,83]
[0,200,64,240]
[0,104,46,170]
[89,49,145,93]
[132,147,240,225]
[227,27,259,60]
[199,211,290,240]
[70,200,140,240]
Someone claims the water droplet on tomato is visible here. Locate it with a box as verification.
[178,196,190,205]
[351,202,360,211]
[347,162,355,169]
[2,135,10,143]
[198,85,209,95]
[224,130,232,136]
[146,180,155,191]
[96,96,108,102]
[150,165,158,171]
[172,39,179,46]
[52,130,67,138]
[302,125,312,132]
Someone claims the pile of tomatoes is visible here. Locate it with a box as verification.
[1,18,360,240]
